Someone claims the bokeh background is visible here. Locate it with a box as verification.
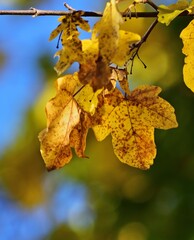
[1,0,194,239]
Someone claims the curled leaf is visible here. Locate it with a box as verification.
[39,73,103,170]
[70,112,91,157]
[110,67,130,95]
[39,73,81,170]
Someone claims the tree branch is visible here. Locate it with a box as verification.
[128,19,158,73]
[0,9,193,18]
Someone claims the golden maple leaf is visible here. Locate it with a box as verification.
[70,112,91,158]
[93,86,178,170]
[111,30,141,66]
[78,39,111,91]
[92,0,123,62]
[77,0,123,91]
[78,27,140,91]
[39,73,81,170]
[49,12,90,75]
[39,73,102,170]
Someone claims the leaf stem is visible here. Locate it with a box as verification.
[73,85,86,97]
[64,2,76,12]
[128,19,158,73]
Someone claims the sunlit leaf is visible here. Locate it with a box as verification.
[93,86,178,170]
[39,100,80,170]
[50,12,90,75]
[180,19,194,92]
[39,73,103,170]
[77,0,122,91]
[75,84,103,115]
[45,73,81,127]
[92,0,123,62]
[112,30,141,66]
[39,130,73,171]
[54,38,82,75]
[158,0,193,26]
[39,73,81,170]
[70,112,91,157]
[78,39,111,90]
[49,12,90,42]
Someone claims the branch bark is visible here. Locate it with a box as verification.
[0,9,193,18]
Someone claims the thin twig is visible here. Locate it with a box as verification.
[136,18,158,46]
[0,9,193,17]
[73,85,85,97]
[123,0,158,18]
[64,2,76,12]
[128,19,158,73]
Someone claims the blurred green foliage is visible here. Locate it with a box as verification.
[1,1,194,240]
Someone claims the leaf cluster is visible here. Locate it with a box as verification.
[38,0,194,171]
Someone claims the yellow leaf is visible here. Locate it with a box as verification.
[110,67,130,95]
[93,86,178,170]
[39,72,103,170]
[54,38,82,75]
[49,23,63,41]
[158,0,189,26]
[180,19,194,92]
[49,12,90,42]
[129,86,178,129]
[45,98,80,146]
[112,114,156,170]
[75,84,103,115]
[81,39,99,64]
[39,97,80,171]
[93,88,125,141]
[80,0,124,90]
[70,112,91,157]
[39,73,81,170]
[39,127,73,171]
[50,12,90,75]
[79,39,111,90]
[92,0,123,62]
[112,30,141,66]
[45,73,80,127]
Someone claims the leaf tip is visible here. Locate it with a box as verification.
[46,165,57,172]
